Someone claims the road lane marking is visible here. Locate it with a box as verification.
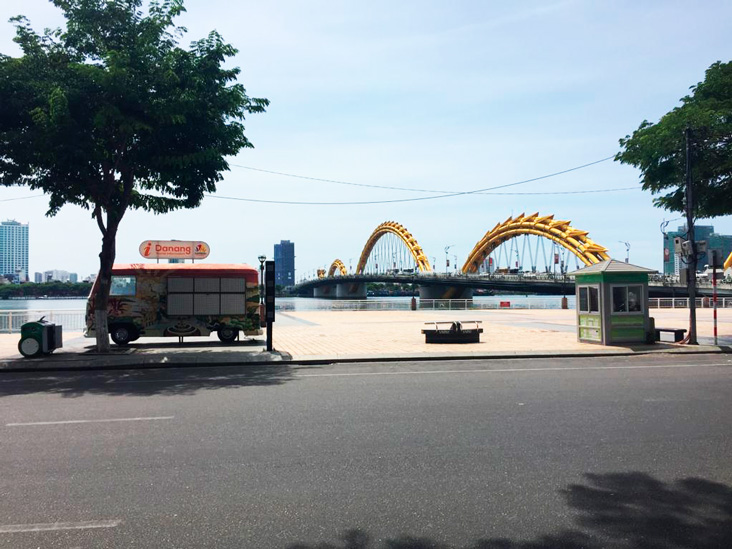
[293,362,732,378]
[6,416,174,427]
[0,520,121,533]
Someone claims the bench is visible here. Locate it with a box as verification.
[422,321,483,344]
[655,327,687,343]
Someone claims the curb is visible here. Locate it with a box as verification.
[0,346,729,373]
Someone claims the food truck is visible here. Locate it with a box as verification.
[85,263,262,346]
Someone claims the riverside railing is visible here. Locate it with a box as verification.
[1,297,728,333]
[648,297,732,309]
[276,297,572,312]
[0,309,86,334]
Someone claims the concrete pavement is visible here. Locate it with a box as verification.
[1,354,731,547]
[0,308,728,371]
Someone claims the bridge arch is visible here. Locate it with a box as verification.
[462,213,610,273]
[327,259,348,277]
[356,221,432,274]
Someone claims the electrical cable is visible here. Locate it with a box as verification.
[0,194,45,202]
[204,185,638,205]
[1,155,631,205]
[229,155,615,194]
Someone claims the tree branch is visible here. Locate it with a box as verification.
[93,204,107,236]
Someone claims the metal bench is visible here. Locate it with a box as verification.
[655,327,687,343]
[422,321,483,344]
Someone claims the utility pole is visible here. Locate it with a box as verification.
[685,127,698,345]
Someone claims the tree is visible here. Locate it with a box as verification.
[0,0,268,351]
[615,61,732,218]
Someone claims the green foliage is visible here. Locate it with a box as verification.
[0,282,92,299]
[0,0,267,349]
[0,0,268,218]
[616,61,732,218]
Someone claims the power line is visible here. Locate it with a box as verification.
[2,155,631,206]
[205,185,638,206]
[482,187,638,195]
[229,155,615,194]
[0,194,45,202]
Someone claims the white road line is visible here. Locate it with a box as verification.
[0,520,121,533]
[294,362,732,378]
[6,416,174,427]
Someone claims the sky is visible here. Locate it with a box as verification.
[1,0,731,280]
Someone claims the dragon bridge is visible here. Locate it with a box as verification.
[462,213,610,273]
[355,221,432,274]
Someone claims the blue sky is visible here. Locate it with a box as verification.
[1,0,731,278]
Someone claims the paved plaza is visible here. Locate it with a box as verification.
[0,307,728,368]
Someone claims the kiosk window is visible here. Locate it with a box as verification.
[579,287,588,312]
[612,285,643,313]
[628,285,642,312]
[110,276,136,296]
[578,286,599,313]
[589,287,599,312]
[612,286,626,313]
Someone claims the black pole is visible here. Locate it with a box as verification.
[265,260,275,352]
[685,127,698,344]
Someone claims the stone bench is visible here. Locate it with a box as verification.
[655,327,687,343]
[422,321,483,344]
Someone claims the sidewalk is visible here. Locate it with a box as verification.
[0,308,728,372]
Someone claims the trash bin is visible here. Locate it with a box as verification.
[18,317,63,358]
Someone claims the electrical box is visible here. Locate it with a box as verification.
[680,268,688,285]
[696,240,708,254]
[680,240,693,256]
[673,237,683,254]
[710,249,721,267]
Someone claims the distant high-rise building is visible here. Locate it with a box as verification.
[34,272,43,284]
[274,240,295,287]
[69,273,78,283]
[44,270,71,283]
[0,220,28,281]
[663,225,732,275]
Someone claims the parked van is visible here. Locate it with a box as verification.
[85,263,262,346]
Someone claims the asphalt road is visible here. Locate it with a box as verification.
[1,354,731,548]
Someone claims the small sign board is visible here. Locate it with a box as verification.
[139,240,210,260]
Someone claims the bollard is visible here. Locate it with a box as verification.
[411,296,417,311]
[561,297,568,309]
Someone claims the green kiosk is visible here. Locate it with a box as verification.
[569,260,656,345]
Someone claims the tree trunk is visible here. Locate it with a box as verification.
[94,219,120,353]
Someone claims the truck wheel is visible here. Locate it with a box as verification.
[217,327,238,343]
[18,337,42,358]
[110,325,136,346]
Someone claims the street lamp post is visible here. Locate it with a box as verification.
[444,245,454,275]
[618,241,630,263]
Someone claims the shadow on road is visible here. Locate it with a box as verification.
[0,364,295,398]
[286,472,732,549]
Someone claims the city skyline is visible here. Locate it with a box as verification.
[1,1,731,277]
